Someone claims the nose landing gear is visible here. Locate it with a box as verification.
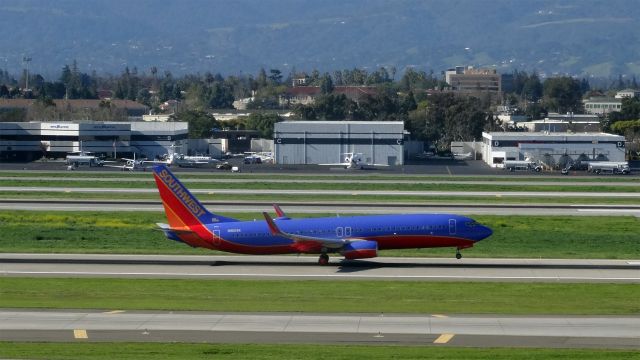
[455,249,462,260]
[318,253,329,265]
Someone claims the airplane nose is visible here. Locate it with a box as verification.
[478,225,493,240]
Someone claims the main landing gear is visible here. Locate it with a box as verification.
[455,249,462,260]
[318,253,329,265]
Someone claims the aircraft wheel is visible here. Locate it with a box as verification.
[318,254,329,265]
[455,250,462,260]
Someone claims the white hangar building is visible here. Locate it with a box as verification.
[482,132,626,168]
[0,121,188,161]
[273,121,405,165]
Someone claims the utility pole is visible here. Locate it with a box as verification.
[22,56,32,91]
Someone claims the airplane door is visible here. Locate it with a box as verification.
[213,226,221,246]
[449,219,456,235]
[345,227,352,237]
[336,227,343,238]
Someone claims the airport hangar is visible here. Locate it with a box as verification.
[0,121,188,161]
[273,121,407,165]
[481,132,626,168]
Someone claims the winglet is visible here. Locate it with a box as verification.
[262,212,282,236]
[273,204,290,219]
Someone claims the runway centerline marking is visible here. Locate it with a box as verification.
[434,333,455,344]
[73,329,88,339]
[103,310,126,314]
[432,314,448,318]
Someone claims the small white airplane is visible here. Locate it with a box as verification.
[160,143,220,168]
[453,152,473,160]
[104,154,154,171]
[320,152,389,169]
[169,153,220,168]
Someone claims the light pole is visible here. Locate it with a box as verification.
[22,56,32,91]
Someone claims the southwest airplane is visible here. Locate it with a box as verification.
[153,165,492,265]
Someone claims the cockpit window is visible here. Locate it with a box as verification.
[465,221,479,228]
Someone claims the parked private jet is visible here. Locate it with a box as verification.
[320,152,390,169]
[152,165,492,264]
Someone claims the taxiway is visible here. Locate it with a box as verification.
[0,310,637,349]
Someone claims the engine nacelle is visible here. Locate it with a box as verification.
[341,240,378,260]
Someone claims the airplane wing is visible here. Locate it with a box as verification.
[262,212,344,249]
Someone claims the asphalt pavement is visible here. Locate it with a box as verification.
[1,310,638,349]
[2,254,638,283]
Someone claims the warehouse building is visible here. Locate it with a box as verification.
[273,121,405,165]
[0,121,188,161]
[482,132,626,169]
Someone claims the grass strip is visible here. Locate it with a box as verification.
[0,175,640,193]
[0,211,638,259]
[1,278,638,315]
[0,343,636,360]
[0,343,637,360]
[1,178,639,192]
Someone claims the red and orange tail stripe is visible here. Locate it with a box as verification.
[153,172,213,246]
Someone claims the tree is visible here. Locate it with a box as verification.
[0,84,9,98]
[256,68,268,89]
[176,110,220,138]
[268,69,282,85]
[408,93,489,151]
[319,72,334,95]
[522,74,543,103]
[620,97,640,120]
[611,120,640,142]
[543,77,583,113]
[245,113,282,138]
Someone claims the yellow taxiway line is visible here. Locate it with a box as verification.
[73,329,88,339]
[433,333,455,344]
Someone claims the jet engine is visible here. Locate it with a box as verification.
[341,240,378,259]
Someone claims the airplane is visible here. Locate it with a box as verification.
[320,152,390,169]
[169,153,220,168]
[103,154,152,171]
[161,143,221,168]
[152,164,492,265]
[453,152,473,160]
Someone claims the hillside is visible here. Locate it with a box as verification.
[0,0,639,78]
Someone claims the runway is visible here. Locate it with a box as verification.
[2,198,640,216]
[2,254,639,283]
[0,310,638,348]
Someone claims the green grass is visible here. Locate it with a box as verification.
[1,278,638,315]
[0,211,638,259]
[1,178,639,192]
[0,343,636,360]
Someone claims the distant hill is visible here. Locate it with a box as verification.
[1,0,639,78]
